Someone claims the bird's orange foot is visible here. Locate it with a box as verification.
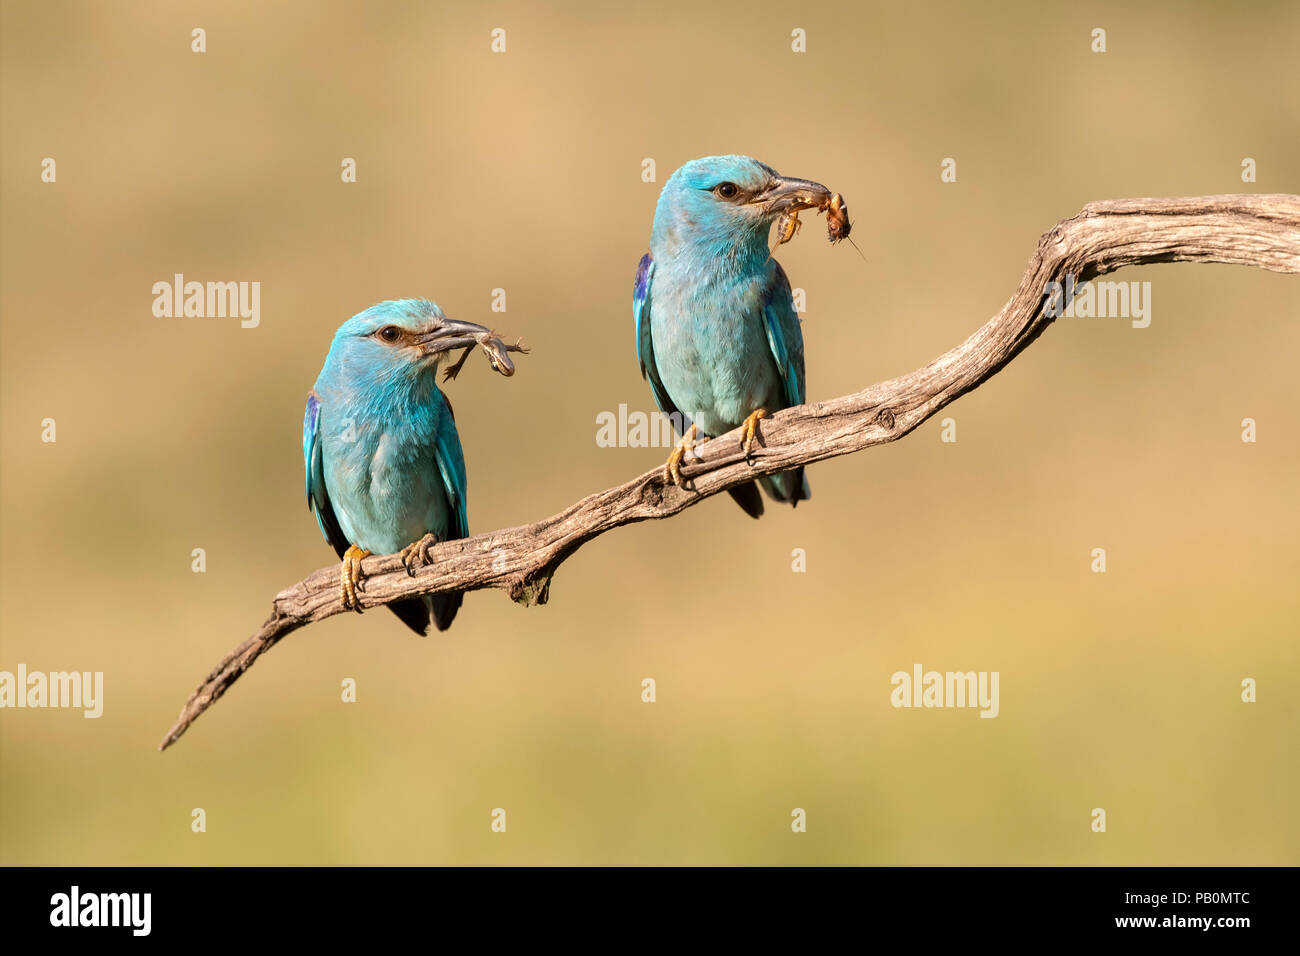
[340,544,370,610]
[740,408,768,459]
[664,423,709,488]
[400,532,439,576]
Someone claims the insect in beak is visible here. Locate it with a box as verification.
[441,331,530,382]
[771,208,804,253]
[825,193,851,243]
[415,318,530,380]
[766,186,864,262]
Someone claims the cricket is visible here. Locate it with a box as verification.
[770,189,865,260]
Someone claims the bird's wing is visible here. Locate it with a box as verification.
[432,390,469,540]
[303,390,349,558]
[760,259,807,409]
[425,390,470,632]
[755,261,812,506]
[633,252,683,421]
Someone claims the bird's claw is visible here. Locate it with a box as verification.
[400,532,439,576]
[340,544,371,611]
[664,423,708,488]
[740,408,768,460]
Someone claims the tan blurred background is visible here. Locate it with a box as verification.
[2,0,1297,865]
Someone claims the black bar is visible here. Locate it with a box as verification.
[4,866,1281,941]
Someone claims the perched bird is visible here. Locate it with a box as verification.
[634,154,832,517]
[303,299,503,633]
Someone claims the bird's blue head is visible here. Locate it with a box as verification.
[316,299,501,403]
[650,155,833,266]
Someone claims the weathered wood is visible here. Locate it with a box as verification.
[159,194,1300,751]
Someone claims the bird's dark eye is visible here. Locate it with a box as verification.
[715,182,739,199]
[378,325,401,343]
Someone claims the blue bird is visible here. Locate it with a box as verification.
[303,299,507,633]
[634,155,833,517]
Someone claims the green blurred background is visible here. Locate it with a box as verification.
[2,0,1297,865]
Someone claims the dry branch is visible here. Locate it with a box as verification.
[159,194,1300,750]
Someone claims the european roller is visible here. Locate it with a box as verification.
[634,155,834,517]
[303,299,521,634]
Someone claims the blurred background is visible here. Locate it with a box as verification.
[2,0,1297,865]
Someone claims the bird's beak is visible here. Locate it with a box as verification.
[749,176,834,216]
[415,317,497,356]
